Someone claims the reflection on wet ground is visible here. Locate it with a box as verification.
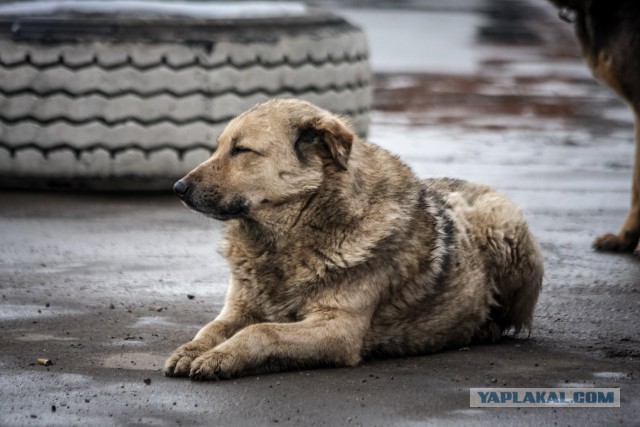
[365,0,631,135]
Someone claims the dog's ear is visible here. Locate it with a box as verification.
[294,113,355,170]
[313,114,355,170]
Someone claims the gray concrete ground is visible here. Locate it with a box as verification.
[1,1,640,426]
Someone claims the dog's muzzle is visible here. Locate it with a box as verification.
[173,178,250,220]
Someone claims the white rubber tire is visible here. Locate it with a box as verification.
[0,6,371,190]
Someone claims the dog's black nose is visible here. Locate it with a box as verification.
[173,179,190,197]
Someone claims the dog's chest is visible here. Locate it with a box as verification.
[228,242,326,322]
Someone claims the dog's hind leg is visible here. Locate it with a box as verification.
[593,110,640,255]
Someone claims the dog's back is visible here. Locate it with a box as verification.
[363,174,543,357]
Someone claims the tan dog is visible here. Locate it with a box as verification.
[548,0,640,255]
[164,99,544,380]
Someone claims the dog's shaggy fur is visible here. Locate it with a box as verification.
[164,99,544,380]
[549,0,640,256]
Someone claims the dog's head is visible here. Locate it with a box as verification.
[174,99,355,221]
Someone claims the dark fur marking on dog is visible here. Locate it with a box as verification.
[292,193,318,229]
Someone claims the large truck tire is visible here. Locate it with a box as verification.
[0,2,371,190]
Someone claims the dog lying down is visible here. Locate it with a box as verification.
[165,99,544,380]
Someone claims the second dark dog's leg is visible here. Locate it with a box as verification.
[630,112,640,256]
[593,110,640,255]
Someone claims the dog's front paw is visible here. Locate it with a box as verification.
[593,232,637,252]
[164,340,212,378]
[189,350,239,381]
[634,242,640,258]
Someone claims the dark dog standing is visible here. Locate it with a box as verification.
[549,0,640,255]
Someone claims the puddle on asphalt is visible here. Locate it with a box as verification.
[0,304,83,321]
[1,371,92,391]
[349,0,633,140]
[101,352,165,371]
[448,409,487,416]
[339,8,483,74]
[109,339,147,347]
[372,73,617,133]
[130,316,178,328]
[592,371,628,379]
[15,333,78,342]
[556,382,596,388]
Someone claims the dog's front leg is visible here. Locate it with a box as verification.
[593,111,640,255]
[633,116,640,256]
[165,284,257,377]
[188,310,369,380]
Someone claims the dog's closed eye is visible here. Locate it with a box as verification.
[231,146,253,157]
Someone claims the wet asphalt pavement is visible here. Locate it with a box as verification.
[1,0,640,425]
